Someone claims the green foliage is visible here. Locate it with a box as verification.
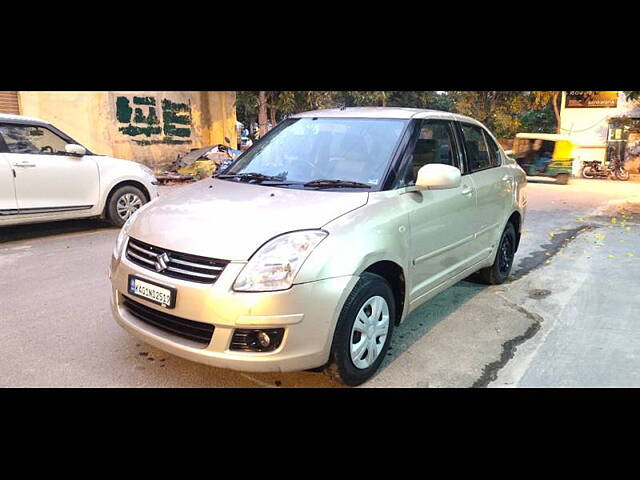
[519,103,557,133]
[624,91,640,102]
[235,91,557,138]
[448,91,539,137]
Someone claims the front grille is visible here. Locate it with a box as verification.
[126,237,228,284]
[122,296,214,345]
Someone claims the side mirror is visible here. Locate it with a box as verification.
[65,144,86,156]
[415,164,461,190]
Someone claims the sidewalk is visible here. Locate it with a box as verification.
[491,200,640,387]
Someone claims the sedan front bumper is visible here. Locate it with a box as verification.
[110,253,357,372]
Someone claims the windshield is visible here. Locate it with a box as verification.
[222,117,408,188]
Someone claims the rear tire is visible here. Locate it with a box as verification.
[476,222,516,285]
[556,173,570,185]
[106,185,147,227]
[324,273,395,386]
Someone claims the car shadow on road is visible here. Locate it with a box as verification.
[525,178,565,186]
[377,279,487,372]
[121,278,489,389]
[0,218,115,244]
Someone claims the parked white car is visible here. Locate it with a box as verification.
[0,114,158,227]
[109,107,527,385]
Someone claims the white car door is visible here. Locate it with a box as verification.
[0,123,99,213]
[458,122,512,257]
[399,119,479,304]
[0,154,18,216]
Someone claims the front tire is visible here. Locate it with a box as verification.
[106,185,147,227]
[325,273,395,386]
[581,166,596,179]
[477,222,516,285]
[615,168,630,181]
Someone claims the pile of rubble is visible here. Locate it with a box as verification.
[156,144,241,184]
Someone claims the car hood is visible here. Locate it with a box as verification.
[128,178,369,261]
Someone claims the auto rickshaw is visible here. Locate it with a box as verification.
[511,133,576,185]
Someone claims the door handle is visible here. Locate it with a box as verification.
[461,185,473,196]
[13,162,36,168]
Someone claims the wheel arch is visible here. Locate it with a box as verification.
[507,210,522,252]
[101,180,151,218]
[361,260,406,325]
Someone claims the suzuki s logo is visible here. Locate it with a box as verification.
[155,252,170,272]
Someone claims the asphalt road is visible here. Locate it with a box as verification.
[1,179,638,387]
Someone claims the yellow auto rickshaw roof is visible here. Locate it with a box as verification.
[515,133,574,143]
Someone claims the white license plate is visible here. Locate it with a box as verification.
[128,275,176,308]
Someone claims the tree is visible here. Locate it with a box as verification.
[449,91,532,138]
[624,91,640,102]
[519,103,556,133]
[258,91,268,136]
[236,91,553,139]
[531,92,562,133]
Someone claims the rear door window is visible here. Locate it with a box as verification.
[482,129,502,167]
[459,123,492,172]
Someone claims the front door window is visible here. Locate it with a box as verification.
[0,125,70,155]
[399,119,458,188]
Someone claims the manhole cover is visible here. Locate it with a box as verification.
[529,289,552,299]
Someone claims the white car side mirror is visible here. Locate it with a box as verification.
[65,144,86,156]
[415,163,461,190]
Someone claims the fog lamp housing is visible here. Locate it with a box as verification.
[230,328,285,352]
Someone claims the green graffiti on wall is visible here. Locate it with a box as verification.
[116,97,133,124]
[161,99,192,138]
[115,96,193,145]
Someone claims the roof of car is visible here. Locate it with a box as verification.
[0,113,51,126]
[292,107,483,125]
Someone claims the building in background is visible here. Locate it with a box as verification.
[0,91,237,167]
[560,91,640,173]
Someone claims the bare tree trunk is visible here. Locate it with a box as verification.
[269,107,277,128]
[258,91,268,137]
[552,92,561,134]
[381,91,387,107]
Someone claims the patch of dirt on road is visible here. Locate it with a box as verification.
[607,201,640,223]
[472,298,544,388]
[510,224,597,281]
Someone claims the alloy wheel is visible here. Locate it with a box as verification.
[116,193,142,221]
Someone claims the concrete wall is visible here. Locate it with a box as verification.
[560,91,640,166]
[18,91,237,167]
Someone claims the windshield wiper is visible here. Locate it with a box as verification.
[217,172,286,183]
[303,179,372,189]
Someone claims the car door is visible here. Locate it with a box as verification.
[397,118,479,304]
[0,123,99,213]
[457,122,512,258]
[0,149,18,216]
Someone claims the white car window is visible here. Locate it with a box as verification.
[0,124,69,155]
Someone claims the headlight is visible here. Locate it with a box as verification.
[140,165,158,183]
[233,230,328,292]
[140,165,155,177]
[113,212,137,259]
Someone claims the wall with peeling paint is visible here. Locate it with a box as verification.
[17,91,237,167]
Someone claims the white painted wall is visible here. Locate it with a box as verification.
[560,92,640,171]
